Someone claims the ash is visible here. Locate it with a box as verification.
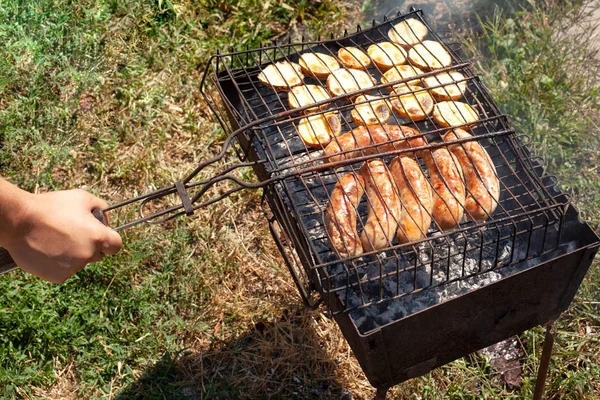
[340,226,572,335]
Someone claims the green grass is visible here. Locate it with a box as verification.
[1,0,599,399]
[0,1,352,398]
[463,0,600,228]
[0,223,202,397]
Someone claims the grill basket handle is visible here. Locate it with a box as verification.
[92,208,109,226]
[0,208,108,276]
[0,248,17,276]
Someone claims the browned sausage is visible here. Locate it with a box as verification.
[324,124,426,163]
[359,160,402,252]
[424,147,466,230]
[389,156,433,243]
[442,128,500,221]
[325,172,365,259]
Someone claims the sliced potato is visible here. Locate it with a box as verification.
[367,42,407,70]
[390,85,434,122]
[350,95,392,126]
[381,65,424,87]
[338,47,371,69]
[408,40,452,70]
[423,71,467,101]
[326,68,375,98]
[388,18,428,48]
[391,82,414,94]
[288,84,331,113]
[433,101,479,127]
[296,112,342,148]
[299,52,340,79]
[258,61,304,91]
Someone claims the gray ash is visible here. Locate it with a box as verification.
[348,235,578,335]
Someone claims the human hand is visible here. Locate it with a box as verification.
[0,187,122,283]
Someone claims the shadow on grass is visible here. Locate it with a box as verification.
[115,306,351,399]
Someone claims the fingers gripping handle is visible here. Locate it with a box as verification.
[0,208,109,275]
[92,208,108,226]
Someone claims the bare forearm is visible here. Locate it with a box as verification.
[0,178,34,248]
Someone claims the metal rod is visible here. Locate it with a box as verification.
[374,387,388,400]
[533,322,556,400]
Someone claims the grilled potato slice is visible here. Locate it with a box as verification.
[258,61,304,91]
[423,71,467,101]
[367,42,407,70]
[350,95,392,126]
[408,40,452,70]
[338,47,371,69]
[299,52,340,79]
[327,68,375,98]
[390,85,434,122]
[388,18,428,48]
[297,112,341,148]
[381,65,424,87]
[433,101,479,127]
[288,84,331,113]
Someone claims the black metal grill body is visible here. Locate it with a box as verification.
[201,10,600,390]
[335,209,599,387]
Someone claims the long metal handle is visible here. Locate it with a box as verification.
[0,208,109,276]
[0,248,17,275]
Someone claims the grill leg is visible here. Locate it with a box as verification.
[374,387,389,400]
[533,322,556,400]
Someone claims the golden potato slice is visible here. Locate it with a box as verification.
[390,85,434,122]
[258,61,304,91]
[288,84,331,113]
[299,52,340,79]
[433,101,479,127]
[350,95,392,126]
[327,68,375,98]
[367,42,407,70]
[423,71,467,101]
[388,18,428,48]
[381,65,424,87]
[408,40,452,70]
[391,82,414,94]
[296,112,342,148]
[338,47,371,69]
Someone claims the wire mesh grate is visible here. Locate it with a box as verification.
[200,9,570,316]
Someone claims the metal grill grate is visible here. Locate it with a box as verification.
[200,10,574,316]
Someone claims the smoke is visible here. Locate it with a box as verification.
[362,0,527,33]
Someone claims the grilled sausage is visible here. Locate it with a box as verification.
[325,172,365,259]
[442,128,500,221]
[324,124,426,163]
[424,147,466,230]
[360,160,402,252]
[389,156,433,243]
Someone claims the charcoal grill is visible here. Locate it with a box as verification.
[1,8,598,398]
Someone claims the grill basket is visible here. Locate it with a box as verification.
[199,9,599,390]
